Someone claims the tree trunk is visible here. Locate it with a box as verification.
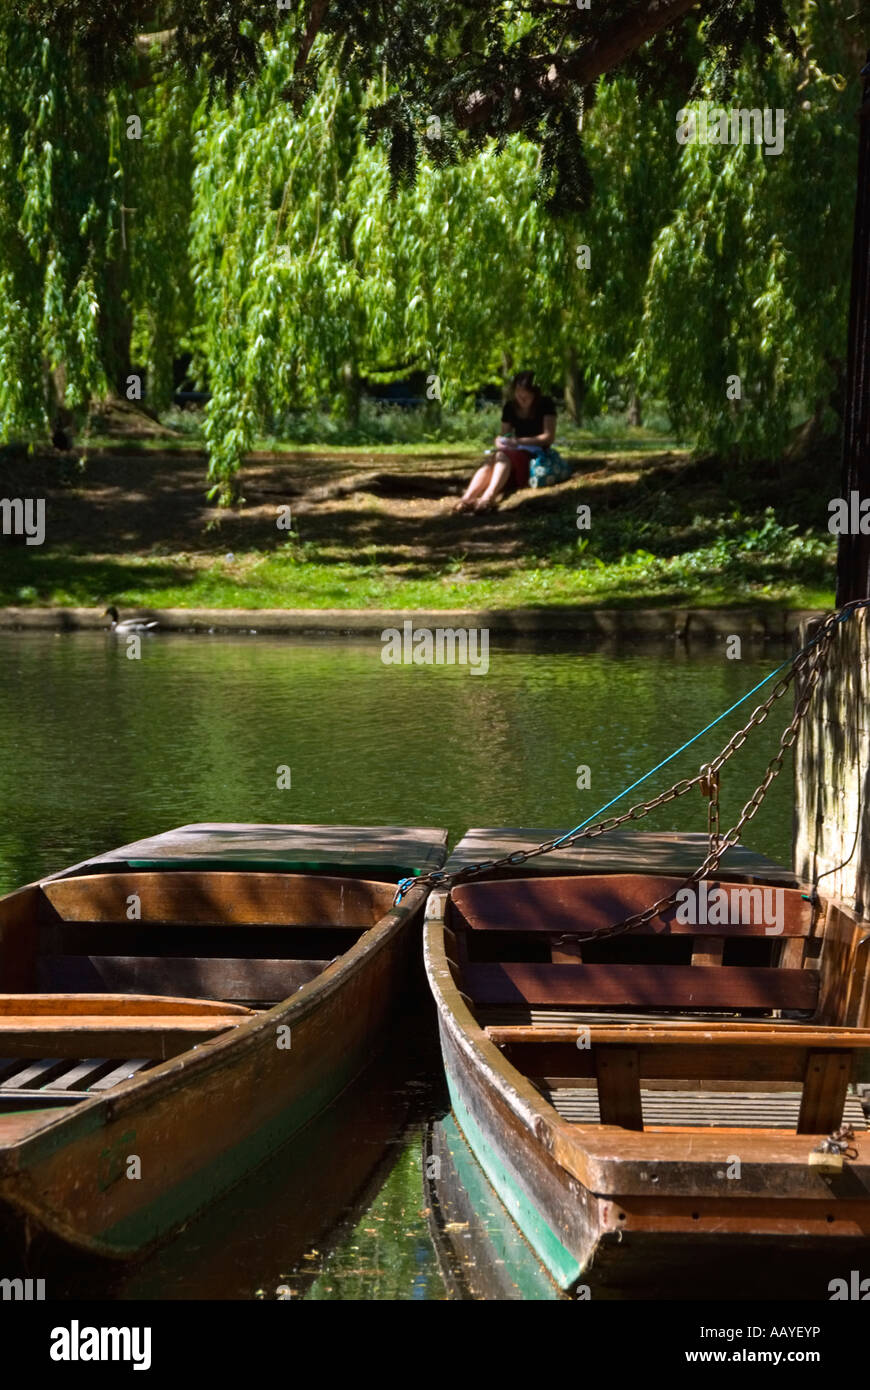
[44,360,71,429]
[627,390,643,428]
[340,361,361,426]
[100,250,134,405]
[564,351,585,423]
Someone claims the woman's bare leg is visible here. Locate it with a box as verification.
[453,463,493,511]
[473,455,512,511]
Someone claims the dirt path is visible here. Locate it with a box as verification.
[1,444,689,576]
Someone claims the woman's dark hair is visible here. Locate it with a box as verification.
[511,370,540,400]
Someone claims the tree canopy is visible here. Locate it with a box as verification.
[0,1,866,500]
[24,1,800,212]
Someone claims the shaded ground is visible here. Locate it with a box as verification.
[0,437,837,609]
[0,443,698,560]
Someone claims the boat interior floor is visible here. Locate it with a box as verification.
[0,1055,161,1107]
[476,1007,818,1027]
[543,1086,869,1131]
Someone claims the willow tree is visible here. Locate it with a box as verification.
[0,19,195,440]
[638,1,859,457]
[27,1,799,215]
[190,47,553,496]
[5,0,864,489]
[0,20,130,436]
[127,60,199,413]
[525,75,682,422]
[189,51,375,498]
[191,55,567,491]
[364,73,682,423]
[351,137,545,406]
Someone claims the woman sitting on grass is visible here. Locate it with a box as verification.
[454,371,557,513]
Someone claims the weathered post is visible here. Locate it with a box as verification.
[794,57,870,913]
[794,609,869,915]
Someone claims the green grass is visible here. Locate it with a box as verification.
[1,541,835,611]
[81,419,683,460]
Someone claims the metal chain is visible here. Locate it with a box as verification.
[813,1126,859,1160]
[548,607,837,944]
[400,603,866,927]
[700,764,720,855]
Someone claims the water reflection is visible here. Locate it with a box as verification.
[0,630,796,895]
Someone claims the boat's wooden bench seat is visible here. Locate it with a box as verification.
[0,994,254,1016]
[36,952,333,1003]
[20,870,391,1004]
[465,962,818,1011]
[451,874,814,941]
[485,1022,870,1133]
[0,994,252,1063]
[451,875,819,1017]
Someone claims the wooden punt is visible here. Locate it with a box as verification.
[0,822,446,1260]
[424,828,870,1298]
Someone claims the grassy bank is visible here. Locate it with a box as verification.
[0,422,837,612]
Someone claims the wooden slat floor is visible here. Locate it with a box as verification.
[476,1006,811,1027]
[0,1055,155,1100]
[544,1086,868,1130]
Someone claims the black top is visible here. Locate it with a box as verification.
[501,394,557,441]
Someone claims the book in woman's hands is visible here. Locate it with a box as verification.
[495,434,543,455]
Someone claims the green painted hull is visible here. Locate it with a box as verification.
[444,1067,582,1291]
[427,1111,564,1300]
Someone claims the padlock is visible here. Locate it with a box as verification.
[808,1149,844,1173]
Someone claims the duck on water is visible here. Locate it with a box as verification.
[104,606,159,633]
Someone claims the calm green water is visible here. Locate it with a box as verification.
[0,630,798,1299]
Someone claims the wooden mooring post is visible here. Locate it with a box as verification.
[794,609,869,916]
[795,56,870,914]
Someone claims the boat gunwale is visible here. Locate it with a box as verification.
[424,892,571,1167]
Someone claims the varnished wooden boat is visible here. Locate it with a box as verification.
[0,822,446,1260]
[424,828,870,1298]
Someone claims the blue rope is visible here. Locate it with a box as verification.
[552,601,866,847]
[394,601,870,901]
[551,660,792,844]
